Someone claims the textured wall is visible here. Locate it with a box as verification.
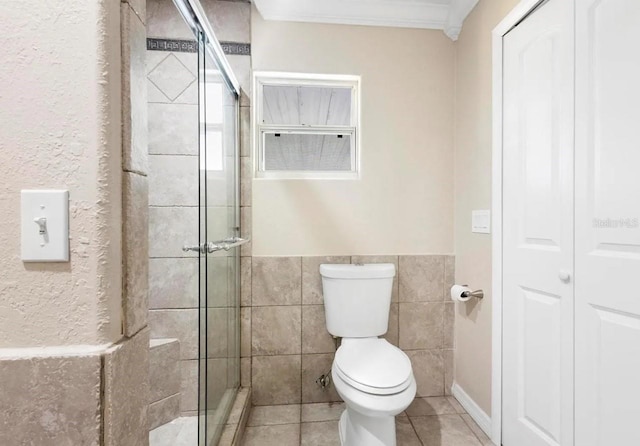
[453,0,519,414]
[251,6,455,256]
[0,1,150,444]
[0,0,123,347]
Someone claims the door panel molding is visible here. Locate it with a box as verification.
[574,1,640,444]
[492,1,574,444]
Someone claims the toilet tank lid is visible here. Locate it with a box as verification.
[319,263,396,279]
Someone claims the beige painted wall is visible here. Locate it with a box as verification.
[453,0,519,414]
[0,0,123,348]
[251,7,455,256]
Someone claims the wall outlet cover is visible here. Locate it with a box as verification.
[472,210,491,234]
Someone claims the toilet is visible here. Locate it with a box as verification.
[320,263,416,446]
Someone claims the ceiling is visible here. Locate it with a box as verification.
[252,0,480,41]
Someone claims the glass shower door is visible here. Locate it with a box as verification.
[197,33,241,446]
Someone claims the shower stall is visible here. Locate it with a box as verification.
[194,22,243,446]
[147,0,244,444]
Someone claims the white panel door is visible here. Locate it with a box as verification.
[502,0,574,444]
[575,1,640,445]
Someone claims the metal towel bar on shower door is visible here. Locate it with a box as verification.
[182,237,250,254]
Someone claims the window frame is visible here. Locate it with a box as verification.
[253,71,361,180]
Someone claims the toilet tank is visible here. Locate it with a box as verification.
[320,263,395,338]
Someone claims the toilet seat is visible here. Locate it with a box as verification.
[333,338,413,395]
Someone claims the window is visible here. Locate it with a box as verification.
[254,72,360,179]
[201,80,224,171]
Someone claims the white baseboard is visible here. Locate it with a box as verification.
[451,382,492,438]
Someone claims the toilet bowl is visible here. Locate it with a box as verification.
[331,338,416,446]
[319,263,416,446]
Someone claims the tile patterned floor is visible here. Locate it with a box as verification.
[241,396,494,446]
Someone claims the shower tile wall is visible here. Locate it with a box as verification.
[146,17,200,419]
[242,255,456,406]
[147,0,252,422]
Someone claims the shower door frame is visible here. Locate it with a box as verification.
[171,0,242,444]
[172,0,240,96]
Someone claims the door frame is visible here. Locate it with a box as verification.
[491,1,554,444]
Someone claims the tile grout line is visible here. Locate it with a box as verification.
[406,413,426,446]
[149,52,197,100]
[124,1,144,27]
[248,258,252,395]
[299,256,303,440]
[441,257,446,395]
[298,402,302,445]
[459,413,486,446]
[299,260,304,445]
[249,256,253,404]
[396,255,400,346]
[146,52,172,82]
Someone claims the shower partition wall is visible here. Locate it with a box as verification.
[173,1,242,445]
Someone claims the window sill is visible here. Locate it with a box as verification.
[255,171,360,180]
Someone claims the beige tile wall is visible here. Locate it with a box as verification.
[117,0,151,442]
[242,255,455,406]
[238,58,253,390]
[103,328,150,445]
[0,352,103,445]
[146,0,202,417]
[146,49,207,416]
[122,0,149,340]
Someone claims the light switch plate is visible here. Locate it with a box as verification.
[21,190,69,262]
[472,210,491,234]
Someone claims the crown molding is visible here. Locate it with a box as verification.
[253,0,477,40]
[444,0,479,40]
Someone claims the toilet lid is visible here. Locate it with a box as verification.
[334,339,413,395]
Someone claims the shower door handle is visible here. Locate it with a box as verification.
[209,237,250,252]
[182,237,250,254]
[182,243,207,254]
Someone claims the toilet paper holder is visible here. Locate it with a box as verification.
[461,285,484,300]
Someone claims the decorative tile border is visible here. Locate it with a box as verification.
[147,38,251,56]
[220,42,251,56]
[147,38,197,53]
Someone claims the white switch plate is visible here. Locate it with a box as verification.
[472,210,491,234]
[21,190,69,262]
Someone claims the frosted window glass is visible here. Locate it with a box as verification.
[264,133,352,171]
[262,85,352,126]
[201,131,223,171]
